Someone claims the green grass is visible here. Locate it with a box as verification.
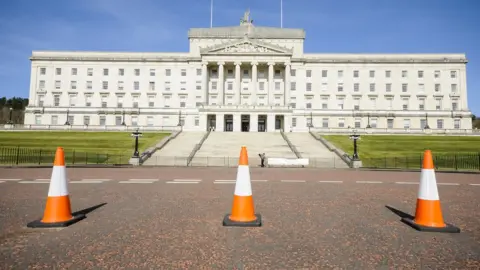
[322,135,480,171]
[0,131,170,165]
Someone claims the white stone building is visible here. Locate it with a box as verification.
[24,12,473,132]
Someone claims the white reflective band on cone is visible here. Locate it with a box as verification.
[47,166,69,197]
[234,165,252,196]
[417,169,440,200]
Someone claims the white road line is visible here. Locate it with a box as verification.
[0,181,4,183]
[119,181,154,184]
[356,181,383,184]
[252,180,268,182]
[214,182,236,184]
[437,183,460,186]
[19,181,50,184]
[35,179,51,181]
[81,179,112,181]
[172,179,202,182]
[395,182,419,185]
[281,180,306,183]
[0,179,22,181]
[166,181,200,184]
[215,180,236,182]
[469,184,480,186]
[71,180,104,184]
[128,179,159,181]
[318,180,343,183]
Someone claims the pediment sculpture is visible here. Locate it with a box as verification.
[222,43,273,53]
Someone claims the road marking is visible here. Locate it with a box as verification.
[318,180,343,183]
[469,184,480,186]
[252,180,268,182]
[437,183,460,186]
[36,179,51,181]
[19,181,50,184]
[128,179,159,181]
[0,181,4,183]
[172,179,202,182]
[281,180,306,183]
[0,179,22,181]
[71,180,104,184]
[356,181,383,184]
[166,181,200,184]
[81,179,112,181]
[119,181,155,184]
[395,182,419,185]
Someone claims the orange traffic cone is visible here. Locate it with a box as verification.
[401,150,460,233]
[27,147,86,228]
[223,146,262,227]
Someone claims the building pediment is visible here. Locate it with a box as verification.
[201,38,293,55]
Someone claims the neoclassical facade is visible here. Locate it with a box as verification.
[24,13,473,132]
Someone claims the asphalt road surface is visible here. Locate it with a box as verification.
[1,167,479,269]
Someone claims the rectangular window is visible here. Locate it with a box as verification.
[291,117,297,127]
[131,116,138,126]
[115,116,122,126]
[51,115,58,125]
[338,118,345,128]
[385,70,391,78]
[370,118,377,128]
[306,70,312,77]
[437,119,444,129]
[387,119,394,129]
[150,69,155,76]
[402,84,408,92]
[149,82,155,91]
[87,68,93,76]
[118,81,124,91]
[99,116,106,126]
[134,69,140,76]
[454,119,460,129]
[102,81,108,90]
[54,95,60,107]
[166,69,171,76]
[306,83,312,91]
[119,68,124,76]
[87,81,92,90]
[386,83,392,92]
[353,70,359,78]
[35,115,42,125]
[275,82,281,91]
[418,71,423,78]
[321,70,327,77]
[403,119,411,129]
[56,68,61,75]
[134,81,140,90]
[83,116,90,126]
[71,68,77,75]
[338,70,343,78]
[354,83,359,92]
[290,82,296,91]
[369,70,375,78]
[434,70,440,78]
[181,69,187,76]
[354,118,361,128]
[337,83,343,92]
[322,118,329,128]
[103,68,109,76]
[148,96,155,107]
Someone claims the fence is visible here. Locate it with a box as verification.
[0,147,130,166]
[1,146,479,171]
[360,153,480,171]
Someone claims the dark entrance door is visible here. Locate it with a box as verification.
[207,114,216,131]
[241,115,250,132]
[224,114,233,132]
[258,115,266,132]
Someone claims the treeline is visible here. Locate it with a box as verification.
[0,97,29,124]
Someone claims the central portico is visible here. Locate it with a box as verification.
[191,11,297,132]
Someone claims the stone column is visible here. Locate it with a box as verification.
[250,114,258,132]
[268,62,275,105]
[251,62,258,105]
[202,62,208,105]
[218,61,225,105]
[233,113,241,132]
[284,62,291,107]
[216,113,224,132]
[235,62,241,105]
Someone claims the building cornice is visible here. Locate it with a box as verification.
[297,55,468,64]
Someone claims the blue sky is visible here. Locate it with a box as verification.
[0,0,478,114]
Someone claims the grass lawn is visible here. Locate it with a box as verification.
[0,131,170,165]
[322,135,480,170]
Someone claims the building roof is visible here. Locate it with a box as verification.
[188,9,305,39]
[188,25,305,39]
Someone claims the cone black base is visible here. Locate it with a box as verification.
[27,214,86,228]
[401,217,460,233]
[223,214,262,227]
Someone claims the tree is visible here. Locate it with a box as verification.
[0,97,29,124]
[473,114,480,129]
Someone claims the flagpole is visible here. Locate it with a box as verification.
[280,0,283,28]
[210,0,213,28]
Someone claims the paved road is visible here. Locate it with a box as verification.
[0,168,479,269]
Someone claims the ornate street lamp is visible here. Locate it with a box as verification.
[121,110,126,126]
[349,129,361,160]
[131,128,143,158]
[7,107,13,124]
[424,113,430,129]
[366,113,371,128]
[64,108,70,125]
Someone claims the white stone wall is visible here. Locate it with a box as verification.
[23,26,473,133]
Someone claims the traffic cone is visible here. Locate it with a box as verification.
[401,150,460,233]
[223,146,262,227]
[27,147,86,228]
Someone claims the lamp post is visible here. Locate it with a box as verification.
[121,110,126,126]
[349,129,361,160]
[366,113,371,128]
[307,111,313,131]
[177,110,183,130]
[8,107,13,124]
[424,113,430,129]
[131,128,143,158]
[64,109,70,125]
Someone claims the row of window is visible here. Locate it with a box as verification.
[37,93,460,111]
[31,114,462,130]
[39,67,460,80]
[39,79,461,94]
[293,117,459,129]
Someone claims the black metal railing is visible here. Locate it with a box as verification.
[361,153,480,171]
[0,147,130,166]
